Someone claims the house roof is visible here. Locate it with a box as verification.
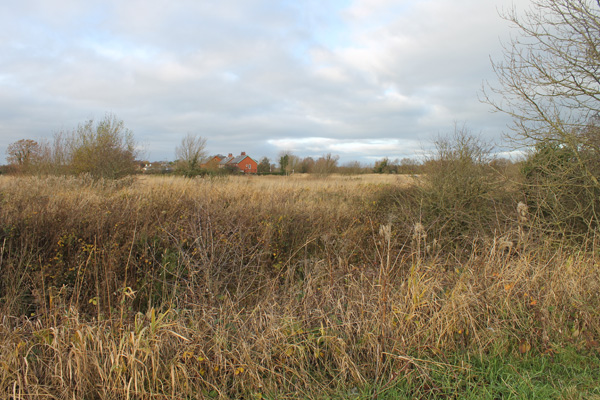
[219,156,234,165]
[204,154,224,162]
[228,155,255,165]
[214,153,257,167]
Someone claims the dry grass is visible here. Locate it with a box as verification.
[0,174,599,399]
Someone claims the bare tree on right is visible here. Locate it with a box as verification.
[485,0,600,236]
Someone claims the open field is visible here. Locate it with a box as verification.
[1,174,599,399]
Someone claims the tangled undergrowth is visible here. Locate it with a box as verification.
[0,174,599,399]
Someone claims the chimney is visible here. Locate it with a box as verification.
[241,151,246,156]
[228,153,233,157]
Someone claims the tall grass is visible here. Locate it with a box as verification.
[0,174,599,399]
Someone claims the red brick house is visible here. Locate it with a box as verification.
[202,152,257,174]
[219,152,257,174]
[202,154,225,170]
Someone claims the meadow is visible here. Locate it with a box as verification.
[1,173,599,399]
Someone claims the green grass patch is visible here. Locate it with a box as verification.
[330,347,600,400]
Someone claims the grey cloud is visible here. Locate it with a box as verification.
[1,0,527,164]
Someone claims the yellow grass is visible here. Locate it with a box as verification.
[0,174,598,399]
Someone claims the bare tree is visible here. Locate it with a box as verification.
[176,133,207,177]
[486,0,600,141]
[485,0,600,234]
[6,139,41,172]
[314,153,339,175]
[298,157,315,173]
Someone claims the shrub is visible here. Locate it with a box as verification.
[69,114,138,179]
[521,140,600,238]
[418,127,508,251]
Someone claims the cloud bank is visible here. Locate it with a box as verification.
[0,0,530,163]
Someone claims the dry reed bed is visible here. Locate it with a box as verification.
[0,175,599,399]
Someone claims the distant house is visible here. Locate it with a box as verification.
[202,154,225,170]
[203,152,258,174]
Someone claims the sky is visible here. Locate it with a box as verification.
[0,0,531,165]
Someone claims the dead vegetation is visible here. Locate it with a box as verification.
[0,173,599,399]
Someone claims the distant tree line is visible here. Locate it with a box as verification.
[3,118,439,178]
[3,114,137,179]
[4,117,522,179]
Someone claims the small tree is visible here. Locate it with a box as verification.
[374,157,399,174]
[288,154,300,174]
[6,139,41,173]
[175,134,207,177]
[69,114,138,179]
[314,153,339,175]
[34,131,72,175]
[279,151,290,175]
[298,157,315,173]
[257,157,271,174]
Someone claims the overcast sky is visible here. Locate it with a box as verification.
[0,0,530,164]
